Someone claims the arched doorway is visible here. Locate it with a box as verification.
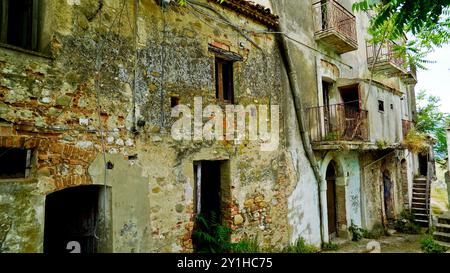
[383,170,395,221]
[324,158,348,238]
[326,162,338,236]
[44,185,110,253]
[400,159,408,208]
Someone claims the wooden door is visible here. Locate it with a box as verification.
[327,179,337,235]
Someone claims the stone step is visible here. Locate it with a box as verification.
[413,192,427,196]
[438,217,450,225]
[411,202,426,207]
[415,219,429,227]
[414,177,427,181]
[434,232,450,243]
[435,240,450,248]
[436,223,450,232]
[413,188,427,193]
[413,213,428,217]
[411,207,427,211]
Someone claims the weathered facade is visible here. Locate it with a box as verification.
[272,0,430,242]
[0,0,325,253]
[0,0,431,253]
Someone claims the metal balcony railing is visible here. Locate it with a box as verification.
[313,0,357,46]
[306,103,369,142]
[367,40,406,71]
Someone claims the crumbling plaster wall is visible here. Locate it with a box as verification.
[0,0,309,252]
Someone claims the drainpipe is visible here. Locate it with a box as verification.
[275,30,325,245]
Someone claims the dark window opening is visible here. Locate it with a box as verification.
[215,58,234,104]
[322,81,332,134]
[378,100,385,112]
[0,0,40,51]
[418,153,428,176]
[390,104,393,110]
[170,96,180,108]
[339,84,360,110]
[0,147,30,179]
[44,185,111,253]
[193,160,230,251]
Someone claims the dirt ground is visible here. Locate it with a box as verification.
[322,233,424,253]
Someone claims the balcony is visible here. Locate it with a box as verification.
[313,0,358,54]
[306,103,369,143]
[402,64,418,84]
[367,41,407,76]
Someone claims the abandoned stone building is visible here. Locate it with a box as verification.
[0,0,432,253]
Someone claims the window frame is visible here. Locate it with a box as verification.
[215,57,234,104]
[378,99,385,112]
[0,0,41,52]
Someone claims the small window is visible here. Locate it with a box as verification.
[0,147,31,179]
[0,0,41,51]
[378,100,384,112]
[215,58,234,104]
[390,104,393,110]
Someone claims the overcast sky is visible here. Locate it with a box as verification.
[415,44,450,114]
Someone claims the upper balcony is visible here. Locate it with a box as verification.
[402,64,418,85]
[306,103,369,145]
[367,41,407,76]
[313,0,358,54]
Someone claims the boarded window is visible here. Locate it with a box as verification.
[0,0,41,51]
[215,58,234,104]
[0,147,31,179]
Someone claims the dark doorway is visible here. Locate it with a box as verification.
[339,84,360,110]
[193,160,230,251]
[326,162,337,236]
[44,185,108,253]
[323,81,332,135]
[383,171,395,221]
[418,154,428,176]
[339,85,362,139]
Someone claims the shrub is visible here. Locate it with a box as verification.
[349,221,364,241]
[282,237,319,253]
[362,224,387,239]
[421,235,449,253]
[394,210,422,234]
[321,242,339,251]
[402,129,430,154]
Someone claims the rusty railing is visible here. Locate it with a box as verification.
[367,40,405,68]
[306,103,369,142]
[313,0,357,44]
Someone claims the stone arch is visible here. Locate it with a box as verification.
[320,152,348,239]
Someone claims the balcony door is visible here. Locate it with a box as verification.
[339,85,361,140]
[322,81,332,135]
